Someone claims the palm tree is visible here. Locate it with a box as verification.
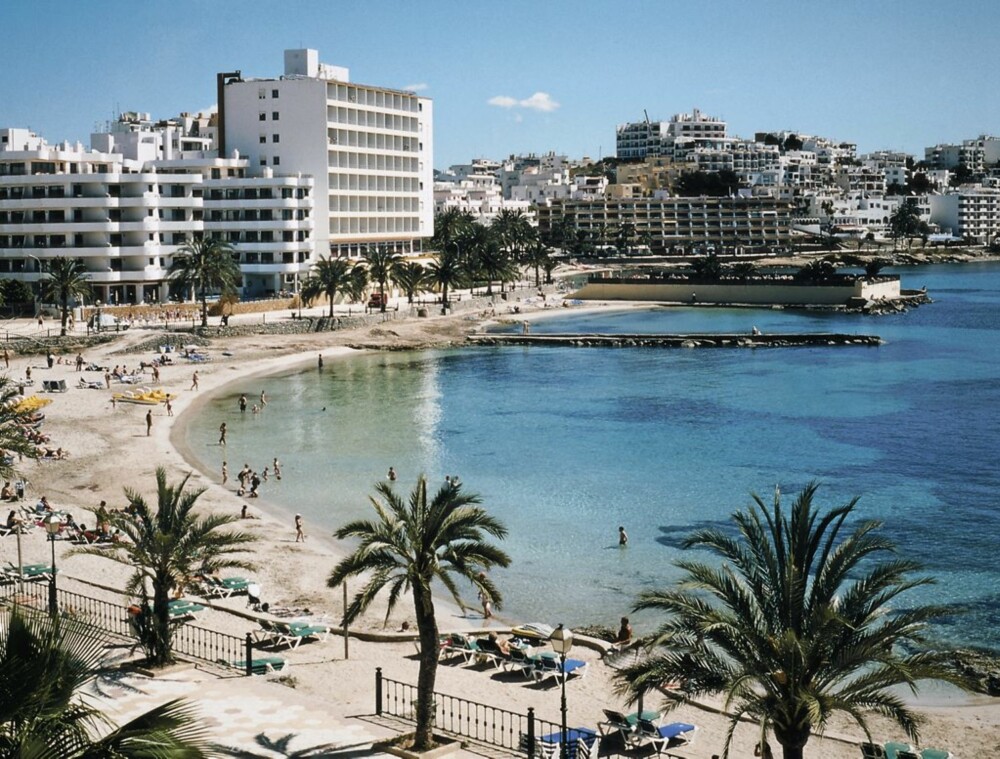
[0,377,42,479]
[301,256,354,317]
[169,237,242,327]
[392,260,430,304]
[39,256,91,336]
[0,608,209,756]
[427,246,464,314]
[617,483,966,759]
[328,476,510,752]
[363,246,399,312]
[431,208,474,253]
[74,467,256,666]
[523,240,551,288]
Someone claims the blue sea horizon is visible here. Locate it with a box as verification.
[184,262,1000,653]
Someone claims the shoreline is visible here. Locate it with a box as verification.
[5,285,999,756]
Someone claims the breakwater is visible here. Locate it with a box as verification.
[468,332,883,348]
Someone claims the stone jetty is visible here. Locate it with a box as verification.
[468,332,883,349]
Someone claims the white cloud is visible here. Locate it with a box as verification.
[404,83,428,92]
[488,91,560,112]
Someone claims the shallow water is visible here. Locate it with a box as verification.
[185,263,1000,651]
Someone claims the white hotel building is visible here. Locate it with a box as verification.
[221,49,434,259]
[0,122,313,305]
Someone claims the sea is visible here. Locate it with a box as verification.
[183,262,1000,653]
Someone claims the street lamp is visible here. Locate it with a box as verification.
[44,514,61,616]
[549,623,573,759]
[95,300,102,333]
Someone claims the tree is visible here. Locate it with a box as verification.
[392,260,430,304]
[615,222,636,255]
[459,224,498,295]
[783,133,804,151]
[302,256,356,317]
[690,253,724,281]
[1,279,34,316]
[0,377,42,479]
[328,476,510,752]
[75,467,256,666]
[364,246,399,312]
[617,484,965,759]
[794,259,839,283]
[169,237,241,327]
[889,199,922,252]
[0,608,209,756]
[523,240,552,287]
[431,208,474,253]
[38,256,91,336]
[728,262,757,281]
[427,246,464,313]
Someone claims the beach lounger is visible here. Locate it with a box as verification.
[472,636,509,669]
[534,727,598,759]
[533,654,588,684]
[598,709,636,746]
[223,655,289,678]
[253,620,294,648]
[272,620,330,648]
[507,646,537,678]
[886,742,916,759]
[635,720,697,756]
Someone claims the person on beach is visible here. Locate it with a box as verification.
[618,525,629,546]
[260,390,267,407]
[75,353,84,371]
[240,503,259,519]
[318,354,324,369]
[273,457,281,479]
[616,616,633,646]
[218,422,227,446]
[145,409,152,436]
[251,404,260,414]
[295,513,305,542]
[165,398,173,417]
[239,394,247,413]
[261,467,269,482]
[104,371,111,389]
[388,466,397,481]
[190,371,199,391]
[151,364,160,382]
[249,472,261,497]
[477,572,493,619]
[221,461,228,485]
[25,366,31,381]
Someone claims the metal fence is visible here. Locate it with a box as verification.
[376,668,561,755]
[0,579,249,673]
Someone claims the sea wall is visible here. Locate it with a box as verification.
[572,278,901,305]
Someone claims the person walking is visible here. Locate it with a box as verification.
[145,410,153,436]
[239,394,247,413]
[294,513,305,543]
[190,371,199,391]
[75,353,84,371]
[165,398,173,417]
[218,422,227,446]
[618,525,629,546]
[477,572,493,619]
[221,461,228,485]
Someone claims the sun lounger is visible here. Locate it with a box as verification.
[507,646,537,678]
[886,742,916,759]
[636,720,697,756]
[861,743,887,759]
[534,727,598,759]
[473,636,510,669]
[532,654,588,684]
[271,620,330,649]
[223,655,289,678]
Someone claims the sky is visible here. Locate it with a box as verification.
[3,0,998,169]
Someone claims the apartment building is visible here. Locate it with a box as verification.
[616,109,727,160]
[537,196,792,253]
[0,122,313,305]
[929,189,1000,244]
[221,49,433,260]
[924,136,1000,174]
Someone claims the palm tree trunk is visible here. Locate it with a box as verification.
[60,298,69,337]
[199,287,208,327]
[412,581,439,751]
[781,747,803,759]
[152,573,173,666]
[329,293,335,318]
[379,281,387,313]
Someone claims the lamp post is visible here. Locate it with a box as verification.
[95,299,102,333]
[549,623,573,759]
[45,514,61,616]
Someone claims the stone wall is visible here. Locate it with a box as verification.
[572,278,901,306]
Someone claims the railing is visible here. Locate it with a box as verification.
[0,580,250,674]
[376,668,561,755]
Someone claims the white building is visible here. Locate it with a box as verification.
[929,189,1000,244]
[0,120,314,305]
[221,49,433,259]
[616,109,727,160]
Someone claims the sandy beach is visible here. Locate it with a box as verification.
[4,291,999,758]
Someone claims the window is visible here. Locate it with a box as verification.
[272,134,279,143]
[258,88,266,99]
[272,111,279,121]
[260,158,267,166]
[259,112,266,121]
[273,156,280,166]
[272,89,279,98]
[259,135,267,144]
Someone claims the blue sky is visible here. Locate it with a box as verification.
[4,0,997,168]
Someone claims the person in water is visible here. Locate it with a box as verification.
[618,525,629,546]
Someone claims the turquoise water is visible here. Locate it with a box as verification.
[185,263,1000,651]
